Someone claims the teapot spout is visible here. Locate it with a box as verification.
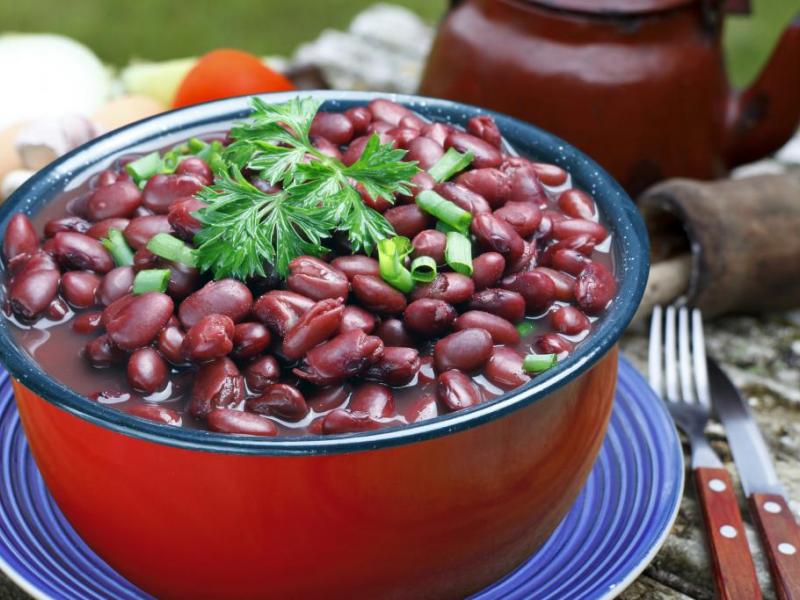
[725,13,800,168]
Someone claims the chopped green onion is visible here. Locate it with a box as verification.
[146,233,197,267]
[410,255,437,282]
[523,353,558,374]
[435,220,459,234]
[125,152,164,184]
[516,321,535,337]
[162,149,182,172]
[444,231,473,276]
[101,228,135,267]
[378,236,414,293]
[196,140,223,162]
[133,269,171,294]
[428,147,474,183]
[187,137,207,153]
[416,190,472,233]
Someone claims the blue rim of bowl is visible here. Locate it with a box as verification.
[0,91,649,456]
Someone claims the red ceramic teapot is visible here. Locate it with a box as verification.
[420,0,800,194]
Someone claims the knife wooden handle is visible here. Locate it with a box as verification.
[695,467,763,599]
[750,493,800,600]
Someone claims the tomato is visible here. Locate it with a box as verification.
[172,49,295,108]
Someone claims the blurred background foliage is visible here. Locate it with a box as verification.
[0,0,797,87]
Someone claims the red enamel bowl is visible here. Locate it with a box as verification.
[0,91,648,599]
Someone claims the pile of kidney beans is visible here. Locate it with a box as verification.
[1,99,617,437]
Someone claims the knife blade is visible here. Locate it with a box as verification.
[707,358,784,497]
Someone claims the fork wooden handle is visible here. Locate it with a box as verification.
[750,493,800,600]
[695,467,763,599]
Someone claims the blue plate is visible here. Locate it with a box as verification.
[0,356,683,600]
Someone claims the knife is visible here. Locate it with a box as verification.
[708,359,800,600]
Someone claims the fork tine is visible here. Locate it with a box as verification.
[648,306,663,398]
[691,308,711,407]
[678,307,695,402]
[664,306,679,402]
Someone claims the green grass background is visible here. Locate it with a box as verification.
[0,0,797,87]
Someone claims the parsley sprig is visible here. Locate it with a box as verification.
[193,97,419,279]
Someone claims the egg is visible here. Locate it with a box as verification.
[93,95,165,133]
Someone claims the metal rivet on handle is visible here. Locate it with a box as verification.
[763,501,781,514]
[720,525,737,539]
[778,543,796,556]
[708,479,726,492]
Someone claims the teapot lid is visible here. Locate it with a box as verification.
[530,0,697,14]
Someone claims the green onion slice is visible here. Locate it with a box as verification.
[410,255,437,282]
[435,220,459,234]
[516,321,535,337]
[416,190,472,233]
[146,233,198,267]
[101,228,135,267]
[444,231,473,276]
[378,236,414,293]
[125,152,164,184]
[132,269,171,294]
[428,147,474,183]
[523,353,558,374]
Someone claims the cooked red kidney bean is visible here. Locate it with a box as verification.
[471,214,524,261]
[231,322,271,359]
[294,329,384,385]
[44,216,90,238]
[558,189,596,219]
[454,311,519,344]
[437,369,482,411]
[93,169,118,188]
[504,241,536,275]
[552,219,608,243]
[410,272,475,304]
[330,255,380,280]
[535,267,576,302]
[551,305,590,335]
[472,252,505,290]
[493,202,541,237]
[352,275,407,314]
[434,328,493,372]
[165,262,199,300]
[375,318,416,347]
[405,393,439,423]
[368,99,411,125]
[253,290,314,336]
[535,333,573,358]
[467,115,502,148]
[126,404,182,426]
[105,292,174,350]
[157,324,187,365]
[445,131,502,169]
[551,249,591,276]
[345,106,372,134]
[411,229,446,264]
[123,215,172,250]
[405,136,444,170]
[403,298,457,336]
[52,232,114,274]
[501,271,556,313]
[8,251,57,280]
[72,311,103,334]
[207,409,277,436]
[247,384,309,422]
[60,271,100,308]
[339,305,376,334]
[85,180,142,221]
[311,111,355,145]
[142,173,203,214]
[367,120,394,134]
[531,162,568,186]
[576,262,617,314]
[454,168,510,208]
[182,314,235,362]
[189,357,244,418]
[467,288,526,322]
[365,346,420,386]
[132,248,160,272]
[386,127,419,149]
[540,235,595,268]
[282,297,344,361]
[485,347,530,391]
[84,334,127,367]
[422,122,450,145]
[244,355,281,392]
[308,384,351,413]
[384,204,432,238]
[97,266,134,305]
[86,218,130,240]
[175,157,212,185]
[178,279,253,329]
[400,114,425,130]
[167,197,206,241]
[341,135,370,166]
[46,298,69,321]
[435,182,491,215]
[127,347,168,394]
[506,163,547,204]
[9,268,60,318]
[312,136,342,160]
[356,184,392,213]
[287,256,349,301]
[322,409,383,434]
[397,171,435,204]
[349,383,395,418]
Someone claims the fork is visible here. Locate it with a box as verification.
[649,305,762,599]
